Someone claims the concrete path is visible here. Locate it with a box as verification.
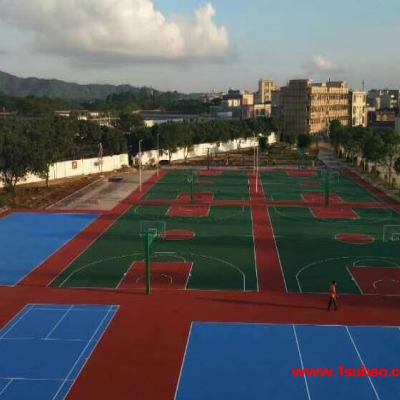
[49,170,156,211]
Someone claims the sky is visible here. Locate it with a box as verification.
[0,0,399,93]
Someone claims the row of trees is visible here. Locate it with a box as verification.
[118,113,275,162]
[0,88,208,116]
[0,117,126,193]
[330,121,400,187]
[0,114,275,193]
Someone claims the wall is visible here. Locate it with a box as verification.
[0,154,129,188]
[136,135,277,166]
[0,134,277,188]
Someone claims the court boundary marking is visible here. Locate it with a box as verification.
[249,174,260,293]
[173,322,393,400]
[345,327,381,400]
[55,251,248,292]
[47,204,143,288]
[0,303,119,400]
[270,206,394,226]
[133,204,248,222]
[296,256,400,294]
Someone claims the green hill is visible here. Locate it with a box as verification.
[0,70,140,101]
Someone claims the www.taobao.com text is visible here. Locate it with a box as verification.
[293,366,400,378]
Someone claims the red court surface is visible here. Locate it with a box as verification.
[198,170,222,177]
[300,182,322,188]
[165,230,196,241]
[311,207,359,220]
[287,170,316,177]
[167,204,211,217]
[175,192,214,204]
[4,167,400,400]
[195,180,213,186]
[335,233,374,245]
[302,193,343,204]
[118,262,192,291]
[349,266,400,295]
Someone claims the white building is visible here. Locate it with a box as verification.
[257,79,276,104]
[350,91,367,127]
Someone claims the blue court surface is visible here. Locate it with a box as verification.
[175,323,400,400]
[0,304,118,400]
[0,212,98,286]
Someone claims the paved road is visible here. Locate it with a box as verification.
[49,170,155,211]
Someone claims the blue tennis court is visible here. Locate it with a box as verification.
[0,212,98,286]
[175,323,400,400]
[0,304,118,400]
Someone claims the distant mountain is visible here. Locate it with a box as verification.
[0,70,142,101]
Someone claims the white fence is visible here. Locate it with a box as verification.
[0,154,129,188]
[138,134,277,166]
[0,134,277,188]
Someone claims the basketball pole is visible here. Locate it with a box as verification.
[157,133,160,177]
[139,139,143,192]
[325,170,331,206]
[145,232,151,295]
[255,146,259,193]
[190,169,195,204]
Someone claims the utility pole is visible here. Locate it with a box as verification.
[139,139,143,192]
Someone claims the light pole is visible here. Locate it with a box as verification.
[139,139,143,192]
[253,134,257,176]
[157,133,161,176]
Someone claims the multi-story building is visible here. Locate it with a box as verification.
[256,79,276,104]
[395,113,400,134]
[350,91,367,127]
[282,79,350,136]
[219,90,255,118]
[254,104,272,118]
[367,89,400,110]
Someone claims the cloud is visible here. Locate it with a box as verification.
[303,55,344,74]
[0,0,230,64]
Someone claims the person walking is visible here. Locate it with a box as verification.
[327,280,338,311]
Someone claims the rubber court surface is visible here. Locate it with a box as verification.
[50,205,257,292]
[176,323,400,400]
[0,213,98,286]
[269,206,400,294]
[142,170,250,201]
[0,304,117,400]
[261,170,379,203]
[1,167,400,400]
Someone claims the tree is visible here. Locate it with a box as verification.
[297,134,313,149]
[362,133,385,174]
[30,117,75,188]
[329,120,345,156]
[0,118,34,194]
[380,130,400,187]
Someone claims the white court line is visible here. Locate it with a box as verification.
[296,256,400,293]
[51,306,115,400]
[0,380,13,396]
[345,266,364,294]
[47,204,139,288]
[0,305,34,339]
[266,207,289,293]
[292,325,312,400]
[45,305,74,340]
[248,174,260,293]
[57,305,119,400]
[0,377,73,382]
[173,322,194,400]
[345,327,381,400]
